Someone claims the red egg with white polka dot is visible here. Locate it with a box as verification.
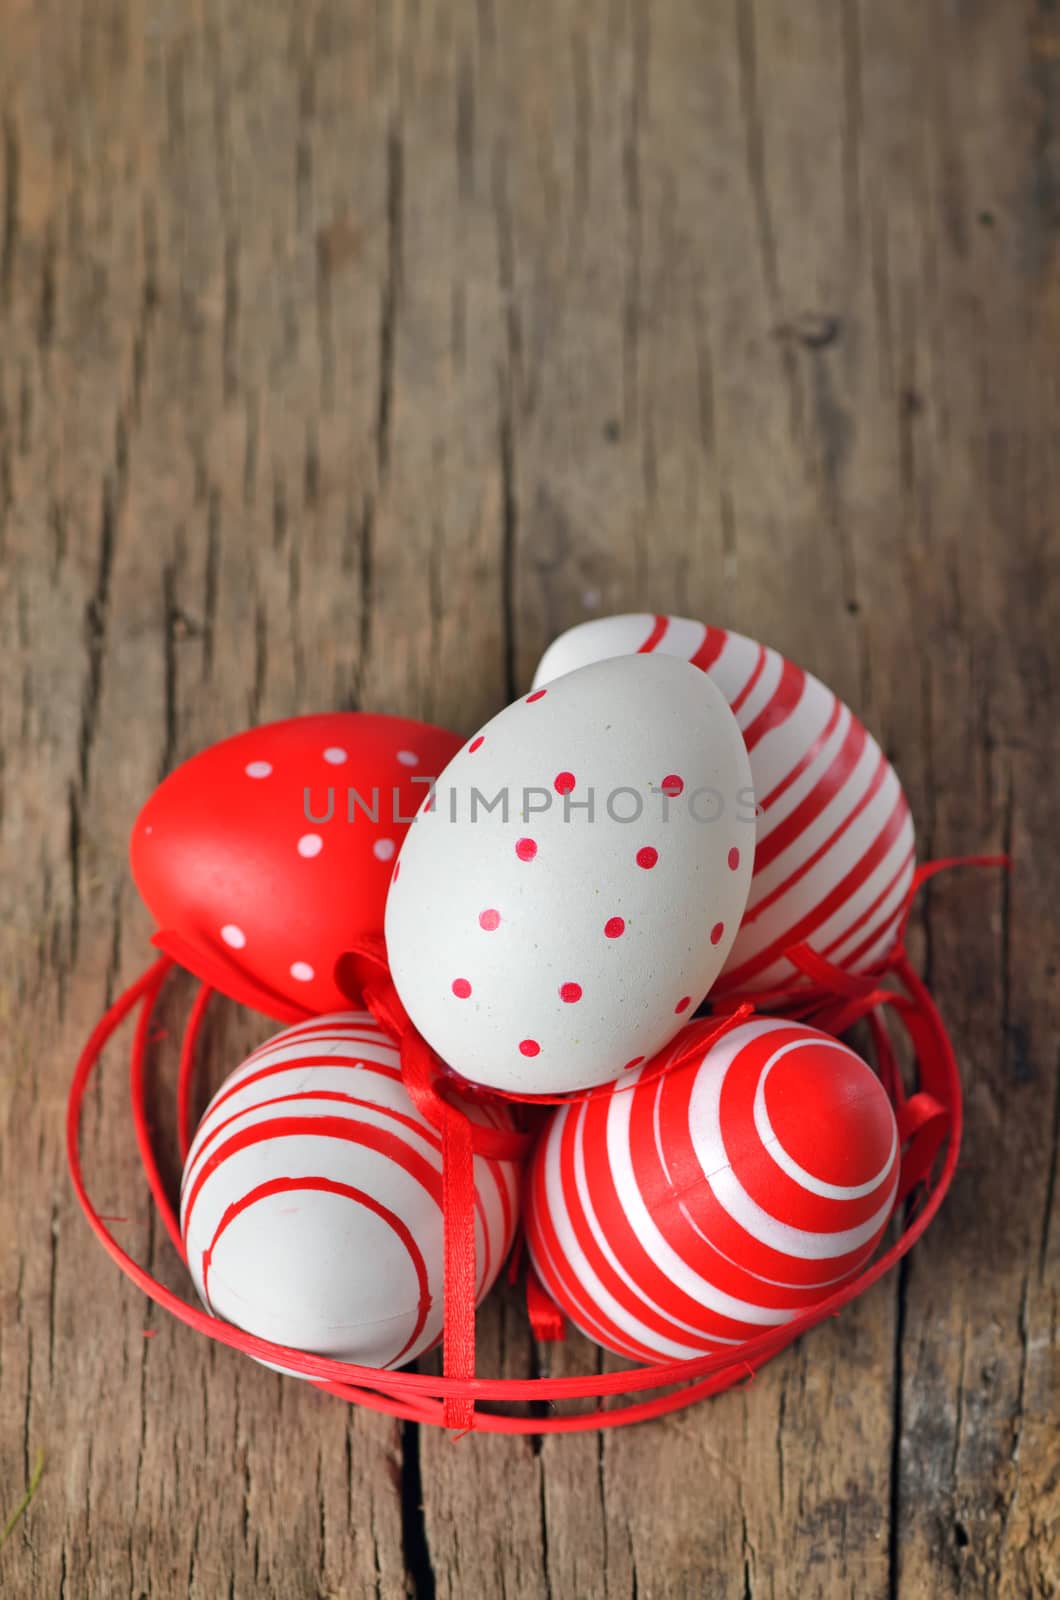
[532,615,916,997]
[384,656,756,1095]
[181,1011,521,1371]
[131,713,463,1021]
[525,1017,899,1362]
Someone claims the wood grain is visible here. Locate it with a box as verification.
[1,2,1057,1596]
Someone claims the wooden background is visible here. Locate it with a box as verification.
[1,2,1057,1595]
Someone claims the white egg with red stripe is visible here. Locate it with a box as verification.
[525,1017,899,1363]
[385,654,755,1096]
[180,1012,520,1372]
[532,614,916,996]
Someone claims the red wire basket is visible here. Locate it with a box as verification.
[67,860,998,1434]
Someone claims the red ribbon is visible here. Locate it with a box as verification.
[350,934,531,1428]
[344,937,756,1422]
[526,1265,566,1342]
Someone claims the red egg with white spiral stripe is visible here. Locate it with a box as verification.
[532,615,915,996]
[180,1012,520,1372]
[525,1018,899,1363]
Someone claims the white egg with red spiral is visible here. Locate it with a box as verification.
[180,1012,521,1372]
[525,1017,899,1363]
[532,615,916,997]
[385,654,756,1095]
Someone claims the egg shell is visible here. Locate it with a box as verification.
[385,655,756,1095]
[180,1012,521,1372]
[532,614,916,996]
[524,1017,899,1363]
[131,712,463,1021]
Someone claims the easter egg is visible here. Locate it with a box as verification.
[524,1017,899,1363]
[385,655,755,1095]
[131,713,463,1022]
[532,615,916,996]
[180,1012,521,1371]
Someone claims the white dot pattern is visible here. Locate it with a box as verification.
[245,761,273,779]
[221,924,247,949]
[289,961,315,982]
[297,833,323,858]
[397,750,419,767]
[323,747,348,765]
[373,837,396,862]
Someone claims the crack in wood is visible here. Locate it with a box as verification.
[1,116,18,307]
[377,125,403,481]
[886,1254,909,1600]
[399,1421,436,1600]
[1040,1060,1060,1283]
[499,399,517,703]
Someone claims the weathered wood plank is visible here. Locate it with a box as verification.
[0,2,1056,1597]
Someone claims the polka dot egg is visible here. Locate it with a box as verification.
[131,713,463,1021]
[385,655,756,1094]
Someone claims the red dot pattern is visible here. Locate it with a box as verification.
[512,615,916,1012]
[401,656,765,1081]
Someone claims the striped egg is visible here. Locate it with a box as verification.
[525,1018,899,1363]
[180,1012,520,1372]
[532,615,915,996]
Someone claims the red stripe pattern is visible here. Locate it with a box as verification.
[532,614,916,995]
[180,1012,520,1372]
[525,1018,899,1363]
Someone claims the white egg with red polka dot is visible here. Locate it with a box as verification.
[384,654,756,1095]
